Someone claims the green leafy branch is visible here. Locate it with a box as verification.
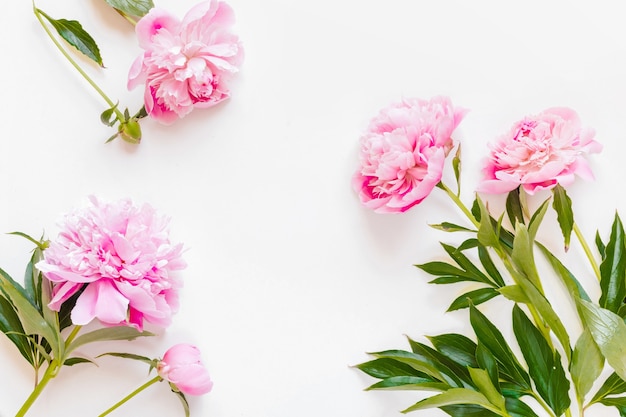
[32,1,153,143]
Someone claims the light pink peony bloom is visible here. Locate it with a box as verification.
[36,197,186,330]
[478,107,602,195]
[128,0,244,124]
[158,344,213,395]
[352,96,467,213]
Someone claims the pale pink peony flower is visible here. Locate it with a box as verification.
[158,344,213,395]
[478,107,602,195]
[36,197,186,330]
[128,0,244,124]
[352,96,467,213]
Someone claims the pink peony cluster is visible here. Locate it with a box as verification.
[478,107,602,194]
[158,344,213,395]
[353,96,467,213]
[128,0,244,124]
[37,197,186,330]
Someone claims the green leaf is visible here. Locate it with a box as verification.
[366,376,449,391]
[453,145,462,194]
[416,262,477,280]
[64,357,95,366]
[36,9,103,66]
[369,350,461,387]
[476,343,499,393]
[504,397,540,417]
[599,213,626,314]
[498,285,529,304]
[0,268,61,360]
[596,231,607,259]
[355,358,428,379]
[441,404,499,417]
[511,223,542,289]
[468,367,505,410]
[66,327,154,354]
[579,299,626,382]
[476,197,500,249]
[104,0,154,17]
[505,188,525,227]
[442,244,496,287]
[447,288,499,311]
[408,338,472,388]
[0,295,33,364]
[507,264,572,361]
[478,245,505,287]
[527,198,550,242]
[552,185,574,250]
[97,352,155,366]
[23,249,43,310]
[468,304,530,389]
[537,242,591,304]
[428,333,478,368]
[430,222,475,233]
[512,305,570,415]
[571,329,604,402]
[590,372,626,404]
[458,238,479,252]
[599,396,626,417]
[401,388,503,415]
[100,103,120,127]
[429,276,470,285]
[168,386,190,417]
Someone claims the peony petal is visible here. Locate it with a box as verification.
[71,281,129,326]
[135,8,181,48]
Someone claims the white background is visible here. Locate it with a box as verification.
[1,0,626,416]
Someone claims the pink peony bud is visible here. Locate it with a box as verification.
[158,344,213,395]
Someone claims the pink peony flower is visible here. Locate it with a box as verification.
[158,344,213,395]
[128,0,244,124]
[352,96,467,213]
[478,107,602,195]
[36,197,186,330]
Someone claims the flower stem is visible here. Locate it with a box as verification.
[573,223,601,281]
[32,3,124,120]
[98,375,162,417]
[437,182,480,228]
[15,361,60,417]
[64,325,82,348]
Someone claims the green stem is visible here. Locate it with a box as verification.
[98,375,162,417]
[15,361,60,417]
[573,223,601,281]
[32,3,124,120]
[64,325,82,348]
[437,182,480,228]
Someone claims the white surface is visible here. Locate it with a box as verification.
[1,0,626,416]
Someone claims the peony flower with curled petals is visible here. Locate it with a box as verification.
[158,343,213,396]
[128,0,244,124]
[352,96,467,213]
[477,107,602,195]
[36,196,186,330]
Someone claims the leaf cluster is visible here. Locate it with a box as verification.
[357,178,626,416]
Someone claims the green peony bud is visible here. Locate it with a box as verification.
[118,120,142,144]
